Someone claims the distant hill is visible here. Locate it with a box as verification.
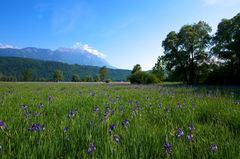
[0,46,114,68]
[0,57,131,81]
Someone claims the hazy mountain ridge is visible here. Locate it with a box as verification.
[0,46,114,68]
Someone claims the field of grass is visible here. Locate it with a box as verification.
[0,82,240,158]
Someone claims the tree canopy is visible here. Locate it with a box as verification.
[53,69,64,82]
[99,66,108,81]
[162,21,212,84]
[212,13,240,83]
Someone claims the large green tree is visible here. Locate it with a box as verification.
[71,74,81,82]
[131,64,142,74]
[212,13,240,83]
[162,21,212,84]
[99,66,108,81]
[152,56,164,81]
[53,69,64,82]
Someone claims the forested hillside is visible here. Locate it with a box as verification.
[0,57,130,81]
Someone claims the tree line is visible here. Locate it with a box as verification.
[0,57,130,82]
[129,13,240,84]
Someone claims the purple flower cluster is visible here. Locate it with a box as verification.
[177,102,181,109]
[187,123,195,141]
[93,106,99,113]
[0,120,7,129]
[164,143,172,154]
[48,96,53,103]
[68,109,79,118]
[102,107,110,122]
[122,118,129,128]
[20,104,28,109]
[109,123,116,134]
[114,134,120,143]
[37,103,44,108]
[187,134,193,141]
[29,123,45,132]
[210,144,218,153]
[88,143,96,154]
[64,126,69,133]
[177,128,184,138]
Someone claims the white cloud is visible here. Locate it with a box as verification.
[72,42,106,58]
[0,43,15,49]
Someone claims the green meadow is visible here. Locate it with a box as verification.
[0,82,240,158]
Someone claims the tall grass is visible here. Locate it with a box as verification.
[0,82,239,158]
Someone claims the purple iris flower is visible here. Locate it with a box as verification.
[64,126,69,133]
[114,134,120,143]
[29,123,45,132]
[164,143,172,154]
[166,107,170,113]
[187,134,192,141]
[68,111,75,118]
[93,106,99,113]
[0,120,7,129]
[48,96,53,103]
[37,103,44,108]
[122,118,129,128]
[109,123,116,133]
[25,111,30,118]
[177,128,184,138]
[189,123,194,132]
[210,144,218,153]
[177,102,181,109]
[20,104,28,109]
[88,143,96,154]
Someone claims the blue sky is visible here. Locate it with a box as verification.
[0,0,240,70]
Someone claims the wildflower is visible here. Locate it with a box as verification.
[48,96,53,103]
[0,120,7,130]
[189,123,194,132]
[29,123,45,132]
[177,102,181,109]
[114,134,120,143]
[37,103,44,108]
[93,106,99,113]
[20,104,28,109]
[102,107,110,122]
[187,134,193,141]
[25,111,30,118]
[210,144,218,153]
[88,143,96,154]
[122,118,129,128]
[164,143,172,154]
[166,107,170,113]
[177,128,184,138]
[109,123,116,134]
[64,126,69,133]
[68,111,75,118]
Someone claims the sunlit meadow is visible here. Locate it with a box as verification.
[0,83,240,158]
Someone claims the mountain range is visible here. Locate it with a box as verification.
[0,46,114,68]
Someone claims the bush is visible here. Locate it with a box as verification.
[128,71,159,84]
[105,79,112,83]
